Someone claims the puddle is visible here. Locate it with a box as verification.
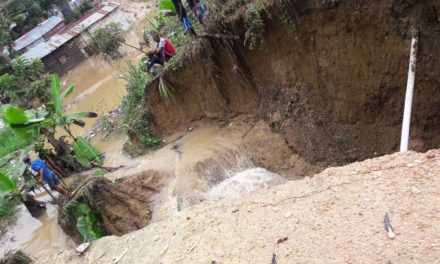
[0,192,74,258]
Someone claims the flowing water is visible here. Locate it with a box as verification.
[1,9,288,260]
[0,15,149,259]
[0,192,74,258]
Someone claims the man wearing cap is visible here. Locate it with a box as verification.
[23,156,69,195]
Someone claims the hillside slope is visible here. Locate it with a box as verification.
[36,149,440,263]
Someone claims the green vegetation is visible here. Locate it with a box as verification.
[244,2,269,49]
[0,0,68,47]
[64,0,95,23]
[0,250,32,264]
[1,75,102,168]
[91,22,126,57]
[63,200,105,242]
[276,0,299,39]
[0,126,34,158]
[0,57,51,106]
[0,75,103,230]
[121,61,151,116]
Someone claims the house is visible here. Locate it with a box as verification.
[13,16,65,53]
[21,2,130,75]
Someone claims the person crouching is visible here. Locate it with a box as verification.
[146,30,176,73]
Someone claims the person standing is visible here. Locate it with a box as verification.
[171,0,197,35]
[23,156,69,195]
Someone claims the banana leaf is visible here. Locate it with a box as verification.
[60,84,76,102]
[73,137,102,168]
[51,75,64,125]
[76,211,104,242]
[159,0,176,12]
[0,151,19,168]
[64,112,98,127]
[3,107,28,125]
[0,172,16,195]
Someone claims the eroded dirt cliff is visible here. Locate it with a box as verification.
[136,0,440,169]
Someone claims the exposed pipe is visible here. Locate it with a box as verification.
[400,33,419,152]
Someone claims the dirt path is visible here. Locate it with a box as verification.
[34,149,440,263]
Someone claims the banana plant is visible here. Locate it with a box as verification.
[0,172,19,197]
[49,75,98,138]
[1,75,102,169]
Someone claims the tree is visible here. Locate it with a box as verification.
[0,0,68,46]
[91,23,125,57]
[0,57,51,106]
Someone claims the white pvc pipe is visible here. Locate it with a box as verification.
[400,35,418,152]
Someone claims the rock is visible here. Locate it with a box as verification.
[75,243,90,254]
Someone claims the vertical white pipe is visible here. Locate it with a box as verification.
[400,34,418,152]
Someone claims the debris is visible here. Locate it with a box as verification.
[276,237,288,244]
[411,185,421,194]
[284,212,292,218]
[160,245,169,255]
[384,212,396,239]
[75,243,90,254]
[271,253,277,264]
[113,248,128,263]
[187,243,197,253]
[232,209,239,213]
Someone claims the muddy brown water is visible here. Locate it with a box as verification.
[0,192,74,258]
[0,17,150,259]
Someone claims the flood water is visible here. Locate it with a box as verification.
[1,8,286,260]
[0,192,74,258]
[0,16,149,259]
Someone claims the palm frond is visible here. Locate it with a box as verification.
[158,77,174,104]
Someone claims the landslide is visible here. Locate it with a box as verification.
[134,0,440,168]
[58,170,167,242]
[35,149,440,263]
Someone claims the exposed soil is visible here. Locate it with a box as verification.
[35,149,440,263]
[135,0,440,170]
[59,170,168,242]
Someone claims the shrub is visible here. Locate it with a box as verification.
[91,23,125,57]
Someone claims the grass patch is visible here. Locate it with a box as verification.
[121,61,152,118]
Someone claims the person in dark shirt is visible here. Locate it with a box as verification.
[23,156,68,195]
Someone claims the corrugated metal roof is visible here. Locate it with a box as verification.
[14,16,64,51]
[22,2,120,60]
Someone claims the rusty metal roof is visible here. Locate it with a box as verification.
[13,16,64,52]
[22,2,120,60]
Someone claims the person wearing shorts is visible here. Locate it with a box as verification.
[23,156,68,195]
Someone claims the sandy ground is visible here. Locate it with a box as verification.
[35,149,440,263]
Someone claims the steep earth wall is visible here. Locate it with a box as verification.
[138,0,440,168]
